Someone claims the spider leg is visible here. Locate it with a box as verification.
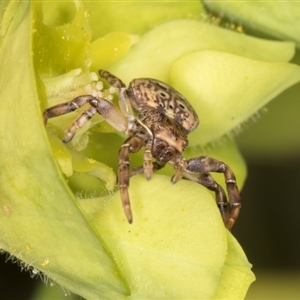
[99,70,134,117]
[43,95,128,143]
[171,157,187,184]
[118,136,145,223]
[130,161,166,177]
[99,70,126,89]
[43,95,94,125]
[62,106,97,143]
[170,157,231,223]
[143,140,153,180]
[188,172,230,226]
[183,156,241,230]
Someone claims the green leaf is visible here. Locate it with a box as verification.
[204,0,300,48]
[109,19,300,146]
[0,1,256,299]
[82,0,205,38]
[109,19,295,83]
[80,175,255,299]
[170,50,300,146]
[34,1,92,75]
[0,2,127,299]
[213,230,255,299]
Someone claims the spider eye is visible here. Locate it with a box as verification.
[156,82,169,91]
[159,91,168,98]
[179,103,186,110]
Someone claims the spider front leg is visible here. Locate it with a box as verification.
[99,70,134,118]
[118,136,145,223]
[183,156,241,230]
[43,95,128,142]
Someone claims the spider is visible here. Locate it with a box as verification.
[43,70,241,230]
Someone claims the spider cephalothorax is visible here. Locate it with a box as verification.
[43,70,241,230]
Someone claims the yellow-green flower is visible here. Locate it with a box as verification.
[1,1,300,299]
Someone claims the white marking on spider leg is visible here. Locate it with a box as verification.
[121,143,130,148]
[226,179,236,183]
[136,119,153,137]
[71,102,80,109]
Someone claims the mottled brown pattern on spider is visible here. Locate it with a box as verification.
[128,79,199,133]
[138,109,188,154]
[43,70,241,230]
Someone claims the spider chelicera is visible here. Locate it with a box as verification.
[43,70,241,230]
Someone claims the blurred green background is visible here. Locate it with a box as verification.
[234,49,300,300]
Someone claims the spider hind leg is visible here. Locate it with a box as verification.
[183,156,241,230]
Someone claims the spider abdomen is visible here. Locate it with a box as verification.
[129,78,199,133]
